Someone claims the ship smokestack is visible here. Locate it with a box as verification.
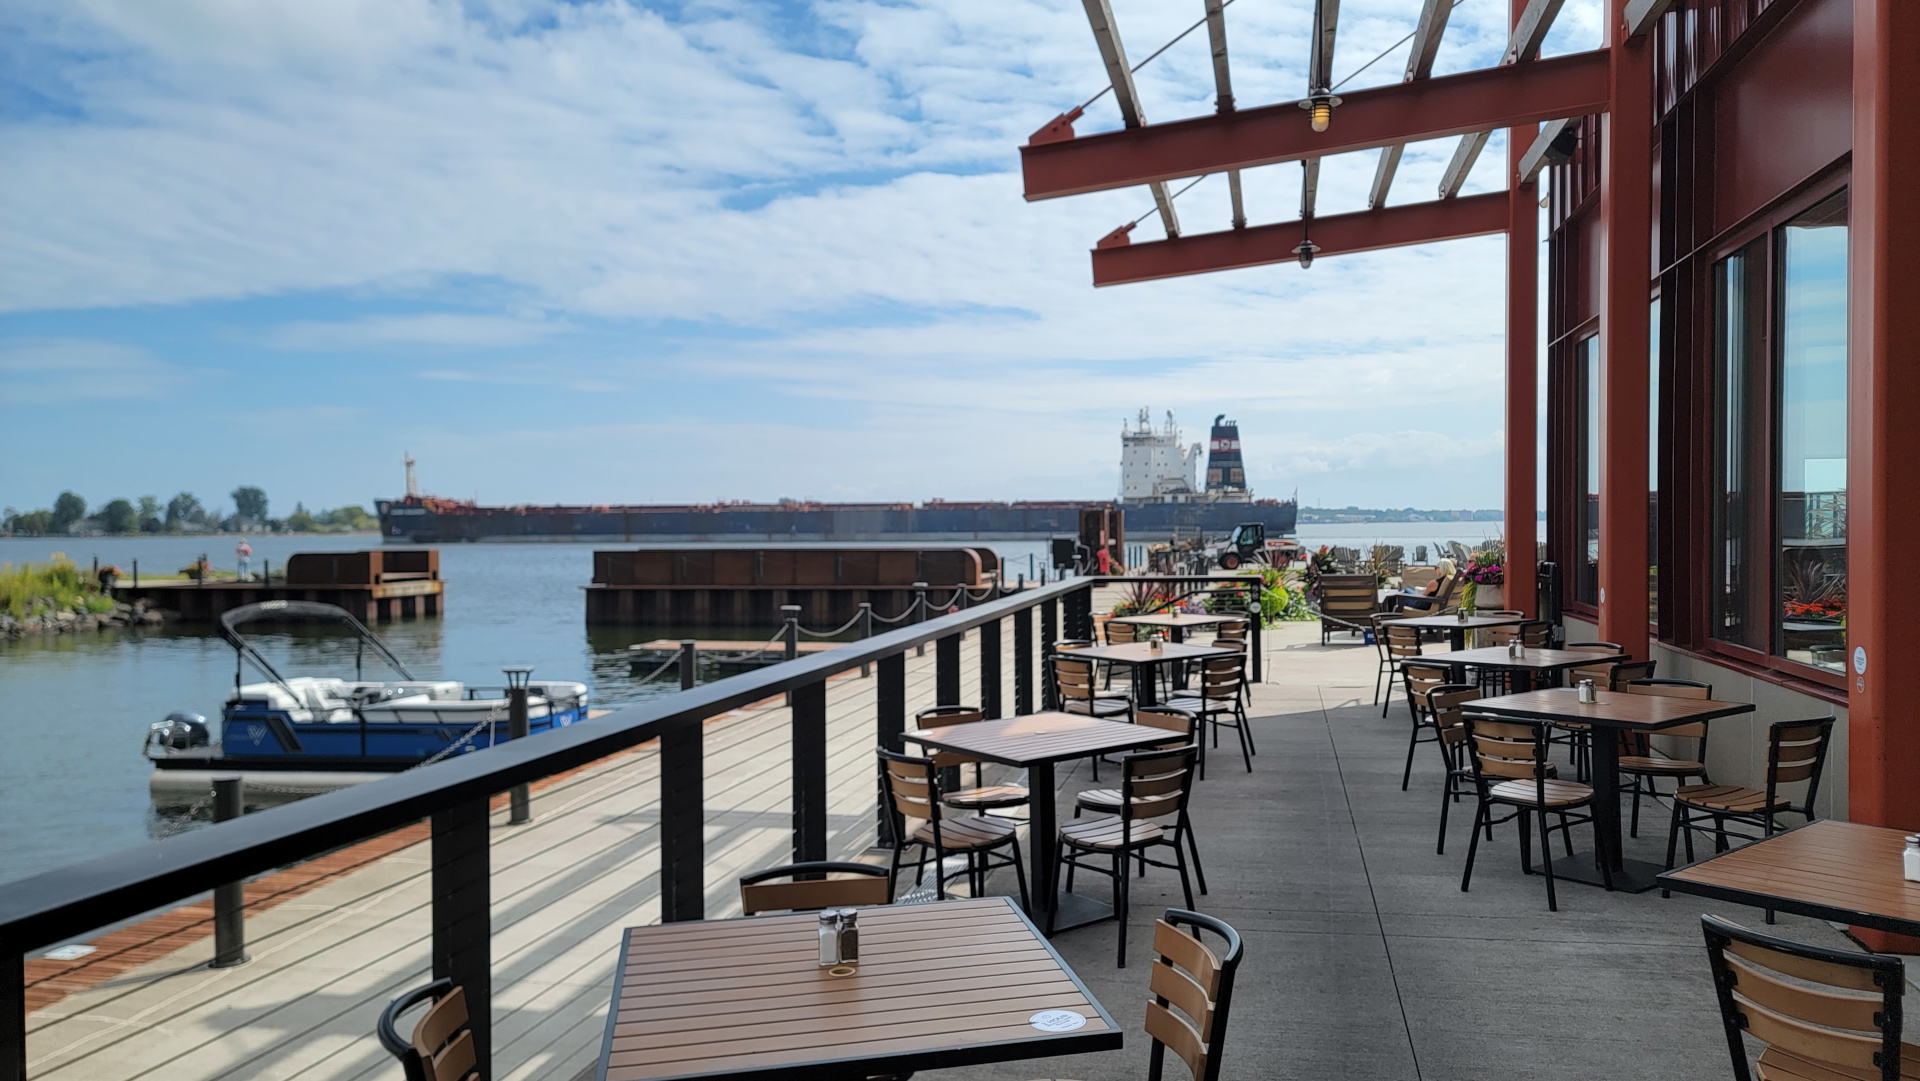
[1205,416,1246,494]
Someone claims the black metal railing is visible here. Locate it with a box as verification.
[0,573,1267,1081]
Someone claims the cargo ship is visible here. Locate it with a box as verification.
[376,415,1294,543]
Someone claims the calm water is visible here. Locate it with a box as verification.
[0,523,1513,884]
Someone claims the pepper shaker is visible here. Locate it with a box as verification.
[1577,679,1597,705]
[836,908,860,964]
[1508,639,1523,660]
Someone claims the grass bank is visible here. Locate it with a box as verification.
[0,556,113,619]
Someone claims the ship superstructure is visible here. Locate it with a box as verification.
[1119,409,1203,502]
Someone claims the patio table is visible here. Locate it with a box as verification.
[1658,820,1920,937]
[1069,641,1239,707]
[1416,646,1600,692]
[901,711,1177,931]
[1468,688,1755,892]
[1390,612,1528,651]
[1106,611,1237,643]
[597,896,1120,1081]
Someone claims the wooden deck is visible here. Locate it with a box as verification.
[23,602,1053,1081]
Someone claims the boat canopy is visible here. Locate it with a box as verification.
[219,600,416,694]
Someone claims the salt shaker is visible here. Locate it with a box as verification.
[1905,836,1920,883]
[1508,639,1523,660]
[818,910,841,966]
[836,908,860,963]
[1149,636,1163,653]
[1577,679,1597,705]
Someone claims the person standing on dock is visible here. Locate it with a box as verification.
[236,539,252,580]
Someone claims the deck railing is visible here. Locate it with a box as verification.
[0,573,1265,1080]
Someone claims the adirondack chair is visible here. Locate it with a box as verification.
[1316,573,1383,644]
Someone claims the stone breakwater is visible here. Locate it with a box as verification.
[0,599,166,639]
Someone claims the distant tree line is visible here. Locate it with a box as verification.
[2,487,377,536]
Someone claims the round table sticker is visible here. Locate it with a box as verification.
[1854,646,1868,676]
[1030,1010,1087,1032]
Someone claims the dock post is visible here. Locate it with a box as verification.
[913,583,928,657]
[1014,603,1033,715]
[210,776,249,968]
[660,641,705,922]
[791,679,828,864]
[781,605,801,663]
[505,667,533,825]
[431,799,491,1079]
[876,652,905,845]
[858,602,872,678]
[980,617,1001,719]
[132,558,138,588]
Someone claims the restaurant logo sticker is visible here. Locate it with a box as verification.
[1029,1010,1087,1032]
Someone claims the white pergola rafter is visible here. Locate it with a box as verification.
[1081,0,1182,236]
[1437,0,1566,198]
[1201,0,1248,229]
[1368,0,1455,209]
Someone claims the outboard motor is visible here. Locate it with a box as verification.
[145,711,212,755]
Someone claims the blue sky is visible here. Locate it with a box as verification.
[1,0,1599,518]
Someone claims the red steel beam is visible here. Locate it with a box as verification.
[1089,192,1509,286]
[1024,48,1610,201]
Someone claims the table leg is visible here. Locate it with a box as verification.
[1553,727,1669,892]
[1450,627,1467,651]
[1136,661,1160,707]
[1028,761,1056,922]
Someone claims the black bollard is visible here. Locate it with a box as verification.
[210,776,249,968]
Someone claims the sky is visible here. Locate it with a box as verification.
[0,0,1601,519]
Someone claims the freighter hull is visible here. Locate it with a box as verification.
[376,500,1296,544]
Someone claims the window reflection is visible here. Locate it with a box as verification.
[1713,239,1766,648]
[1776,192,1848,673]
[1576,335,1600,606]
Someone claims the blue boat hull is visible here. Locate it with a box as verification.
[207,704,591,765]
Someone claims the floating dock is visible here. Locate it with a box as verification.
[113,549,443,623]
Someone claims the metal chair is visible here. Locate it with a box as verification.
[1613,678,1714,837]
[913,704,1030,814]
[1459,712,1610,910]
[377,979,475,1081]
[1056,745,1200,967]
[1143,910,1245,1081]
[1168,655,1252,773]
[1398,662,1453,791]
[1701,913,1914,1081]
[1665,718,1836,869]
[739,861,891,915]
[879,748,1029,907]
[1076,707,1209,891]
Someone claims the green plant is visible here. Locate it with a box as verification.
[0,556,98,619]
[1110,580,1176,618]
[1460,581,1479,616]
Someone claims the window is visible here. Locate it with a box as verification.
[1650,297,1661,624]
[1575,335,1600,606]
[1708,189,1848,677]
[1775,192,1849,673]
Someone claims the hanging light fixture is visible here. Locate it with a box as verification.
[1298,0,1340,133]
[1299,90,1340,133]
[1293,237,1320,269]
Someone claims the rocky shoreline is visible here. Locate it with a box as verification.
[0,599,167,639]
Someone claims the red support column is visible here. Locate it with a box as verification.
[1847,0,1920,840]
[1506,95,1539,615]
[1596,0,1652,658]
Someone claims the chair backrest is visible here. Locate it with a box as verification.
[1196,655,1246,701]
[1146,910,1244,1081]
[1209,635,1246,653]
[739,861,891,915]
[1052,638,1097,653]
[1052,654,1100,703]
[1609,660,1658,686]
[1563,641,1626,686]
[1121,745,1198,823]
[1135,707,1200,747]
[879,748,942,828]
[915,704,985,768]
[1213,619,1248,640]
[1383,622,1422,660]
[1318,574,1380,618]
[1766,717,1837,819]
[1461,714,1551,786]
[1107,620,1140,644]
[1402,664,1453,719]
[376,979,476,1081]
[1520,621,1553,647]
[1426,684,1481,753]
[1618,678,1715,740]
[1701,913,1910,1081]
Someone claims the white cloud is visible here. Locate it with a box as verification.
[264,313,570,351]
[0,339,183,401]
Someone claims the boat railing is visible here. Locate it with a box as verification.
[0,573,1265,1081]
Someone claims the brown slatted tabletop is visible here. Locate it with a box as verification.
[1106,612,1236,643]
[1071,641,1238,708]
[1390,612,1528,650]
[901,712,1180,934]
[598,897,1120,1081]
[1659,820,1920,937]
[1471,688,1757,894]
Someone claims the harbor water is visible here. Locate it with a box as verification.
[0,522,1508,884]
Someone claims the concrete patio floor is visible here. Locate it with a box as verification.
[929,621,1856,1081]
